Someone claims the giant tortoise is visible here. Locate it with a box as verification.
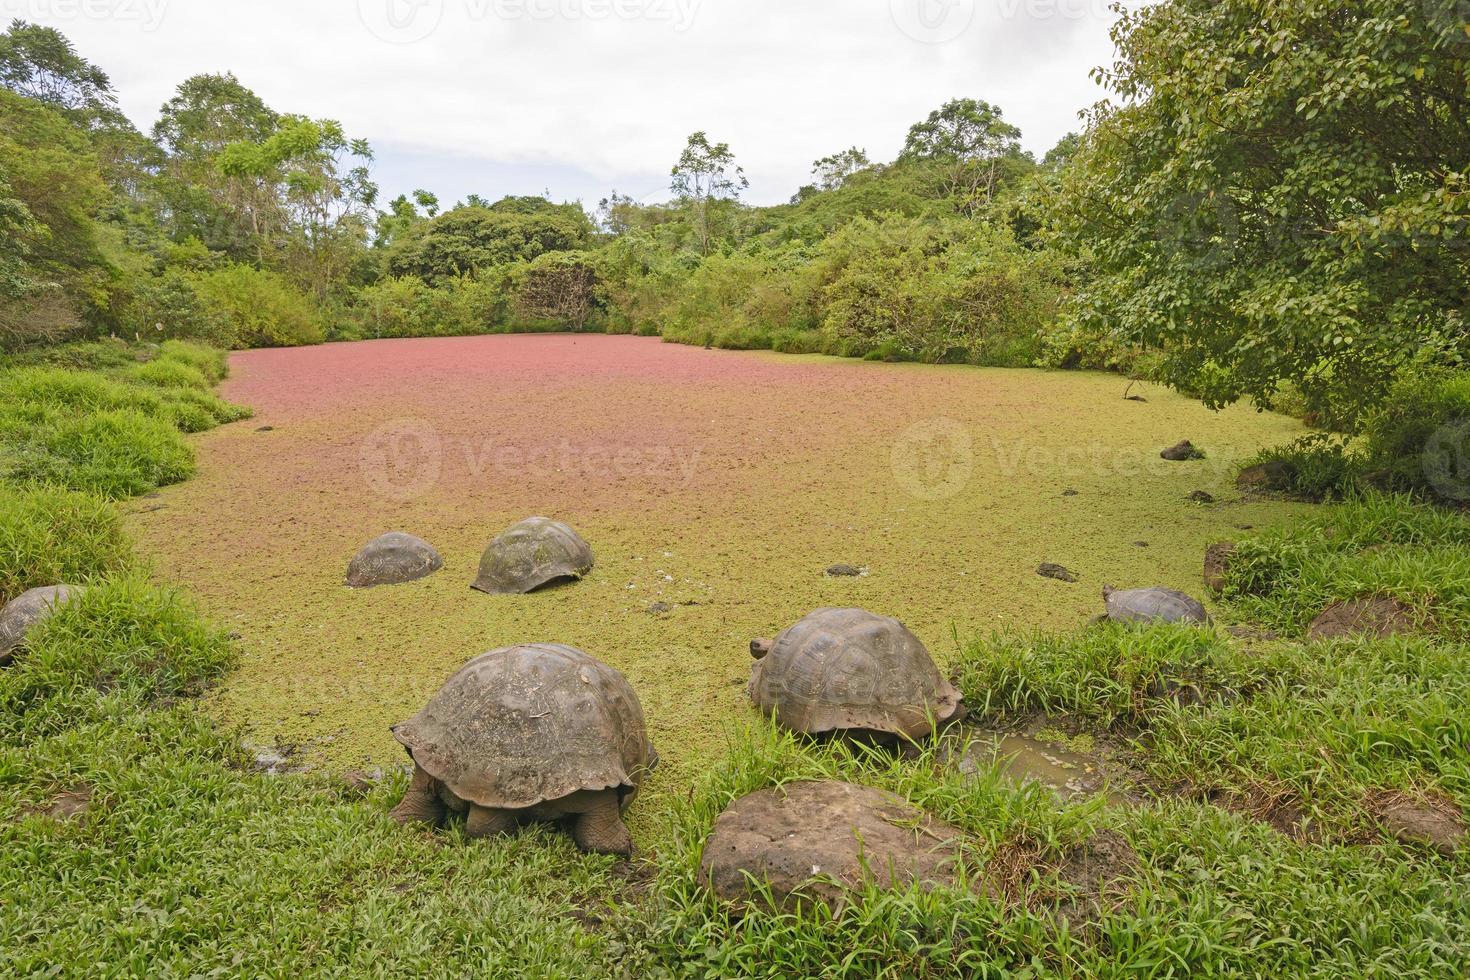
[0,585,84,665]
[471,518,593,595]
[389,643,657,855]
[748,607,963,742]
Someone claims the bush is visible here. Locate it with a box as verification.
[509,252,598,330]
[353,274,505,339]
[0,576,235,738]
[1242,434,1359,502]
[192,265,324,348]
[0,486,133,603]
[1362,367,1470,502]
[119,269,233,346]
[130,358,208,390]
[9,409,195,498]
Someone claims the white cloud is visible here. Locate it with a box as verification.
[7,0,1124,207]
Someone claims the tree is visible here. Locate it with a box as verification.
[152,73,280,256]
[217,116,377,296]
[671,131,748,255]
[900,98,1024,210]
[811,147,870,191]
[0,19,114,115]
[1051,0,1470,427]
[384,200,593,283]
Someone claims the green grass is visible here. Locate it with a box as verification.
[0,342,249,498]
[1221,493,1470,637]
[0,485,133,603]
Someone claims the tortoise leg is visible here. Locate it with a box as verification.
[465,805,517,839]
[389,764,446,827]
[571,792,634,856]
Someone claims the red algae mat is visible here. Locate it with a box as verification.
[128,335,1305,790]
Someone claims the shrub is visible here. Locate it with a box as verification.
[9,409,195,498]
[1362,367,1470,502]
[510,252,598,329]
[354,275,505,339]
[120,270,233,346]
[1242,434,1359,502]
[0,576,235,738]
[192,265,324,348]
[0,485,133,603]
[158,340,230,383]
[130,358,208,390]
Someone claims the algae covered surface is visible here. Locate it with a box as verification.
[126,334,1306,793]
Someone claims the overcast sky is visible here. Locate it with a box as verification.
[13,0,1127,209]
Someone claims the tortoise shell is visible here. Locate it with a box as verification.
[346,532,443,588]
[1102,586,1211,625]
[392,644,656,810]
[0,585,83,665]
[748,607,963,740]
[472,518,593,595]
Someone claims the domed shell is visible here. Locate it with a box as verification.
[472,517,593,595]
[392,644,656,810]
[347,532,443,588]
[1103,586,1211,625]
[748,608,963,739]
[0,585,84,665]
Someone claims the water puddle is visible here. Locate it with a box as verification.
[953,729,1119,803]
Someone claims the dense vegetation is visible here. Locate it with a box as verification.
[1,3,1468,975]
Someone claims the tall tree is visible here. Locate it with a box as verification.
[811,146,871,191]
[0,19,114,115]
[670,131,748,255]
[1051,0,1470,426]
[900,98,1024,211]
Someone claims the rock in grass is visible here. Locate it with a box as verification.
[1161,441,1205,461]
[1376,797,1466,857]
[699,780,967,910]
[1187,490,1216,504]
[1307,595,1416,640]
[647,601,673,615]
[0,585,84,665]
[346,532,443,588]
[1037,563,1079,584]
[825,564,864,577]
[1203,542,1236,594]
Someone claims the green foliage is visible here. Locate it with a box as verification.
[119,268,233,346]
[191,263,324,347]
[0,485,132,603]
[1243,434,1360,502]
[351,274,504,339]
[508,251,598,330]
[385,202,593,284]
[1363,366,1470,499]
[1051,0,1470,428]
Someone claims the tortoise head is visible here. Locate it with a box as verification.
[749,638,774,660]
[1102,585,1117,599]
